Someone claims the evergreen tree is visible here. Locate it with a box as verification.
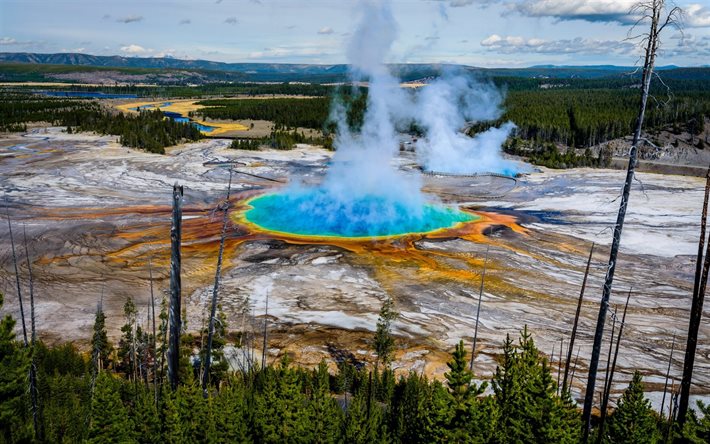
[605,371,659,444]
[343,388,386,444]
[0,293,31,442]
[308,360,343,443]
[680,401,710,443]
[87,373,136,443]
[117,297,138,380]
[374,297,398,367]
[213,380,250,443]
[444,340,486,442]
[91,304,113,373]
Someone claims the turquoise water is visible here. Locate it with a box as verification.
[245,191,476,238]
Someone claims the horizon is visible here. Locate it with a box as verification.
[1,0,709,68]
[1,50,708,70]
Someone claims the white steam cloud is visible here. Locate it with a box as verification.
[256,0,525,237]
[414,73,522,175]
[318,0,426,216]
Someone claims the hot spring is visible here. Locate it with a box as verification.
[244,190,477,239]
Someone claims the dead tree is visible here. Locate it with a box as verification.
[469,246,490,372]
[261,291,269,370]
[202,168,234,397]
[660,335,676,417]
[678,165,710,425]
[600,309,618,422]
[148,258,158,406]
[581,2,681,439]
[557,337,564,395]
[5,201,28,345]
[22,225,39,440]
[167,183,183,390]
[597,288,632,444]
[562,243,594,394]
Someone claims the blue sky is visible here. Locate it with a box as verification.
[1,0,709,67]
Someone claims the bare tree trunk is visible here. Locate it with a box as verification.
[202,168,233,397]
[5,201,28,345]
[469,246,489,372]
[570,346,581,388]
[678,165,710,424]
[599,311,617,427]
[149,258,158,406]
[597,288,632,444]
[660,335,676,417]
[557,337,564,395]
[581,2,670,438]
[22,225,39,440]
[563,243,594,394]
[261,291,269,370]
[167,183,183,390]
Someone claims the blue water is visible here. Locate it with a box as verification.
[245,191,477,238]
[36,91,138,99]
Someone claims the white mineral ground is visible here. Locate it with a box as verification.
[0,127,708,411]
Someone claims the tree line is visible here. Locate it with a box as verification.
[1,292,708,443]
[0,94,202,153]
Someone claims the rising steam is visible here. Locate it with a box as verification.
[246,0,525,237]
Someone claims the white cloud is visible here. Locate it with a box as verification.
[317,26,334,35]
[685,4,710,28]
[481,33,636,55]
[0,37,36,46]
[154,49,177,58]
[120,44,149,54]
[117,15,143,24]
[511,0,708,28]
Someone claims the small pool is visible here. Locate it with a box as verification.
[244,190,477,238]
[162,111,215,133]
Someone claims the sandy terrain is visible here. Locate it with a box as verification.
[0,127,707,411]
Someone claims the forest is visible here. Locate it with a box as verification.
[1,78,708,158]
[0,94,202,154]
[1,292,708,444]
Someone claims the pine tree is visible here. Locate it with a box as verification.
[343,388,386,444]
[161,389,187,444]
[680,401,710,443]
[91,303,112,372]
[0,293,31,442]
[373,297,398,367]
[606,371,660,444]
[87,373,136,443]
[213,380,250,443]
[118,297,138,379]
[131,389,161,444]
[445,340,486,442]
[308,360,343,443]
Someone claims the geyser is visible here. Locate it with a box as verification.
[245,191,477,238]
[242,0,505,239]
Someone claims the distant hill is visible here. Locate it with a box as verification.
[1,52,709,84]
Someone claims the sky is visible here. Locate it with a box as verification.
[1,0,709,67]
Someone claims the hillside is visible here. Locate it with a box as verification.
[3,52,710,84]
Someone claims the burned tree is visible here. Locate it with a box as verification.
[202,168,233,397]
[469,246,489,372]
[562,242,594,394]
[581,1,681,440]
[678,166,710,426]
[167,183,183,390]
[597,288,632,444]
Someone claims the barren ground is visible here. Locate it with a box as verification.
[0,127,707,410]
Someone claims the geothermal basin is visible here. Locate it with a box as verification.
[0,128,708,411]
